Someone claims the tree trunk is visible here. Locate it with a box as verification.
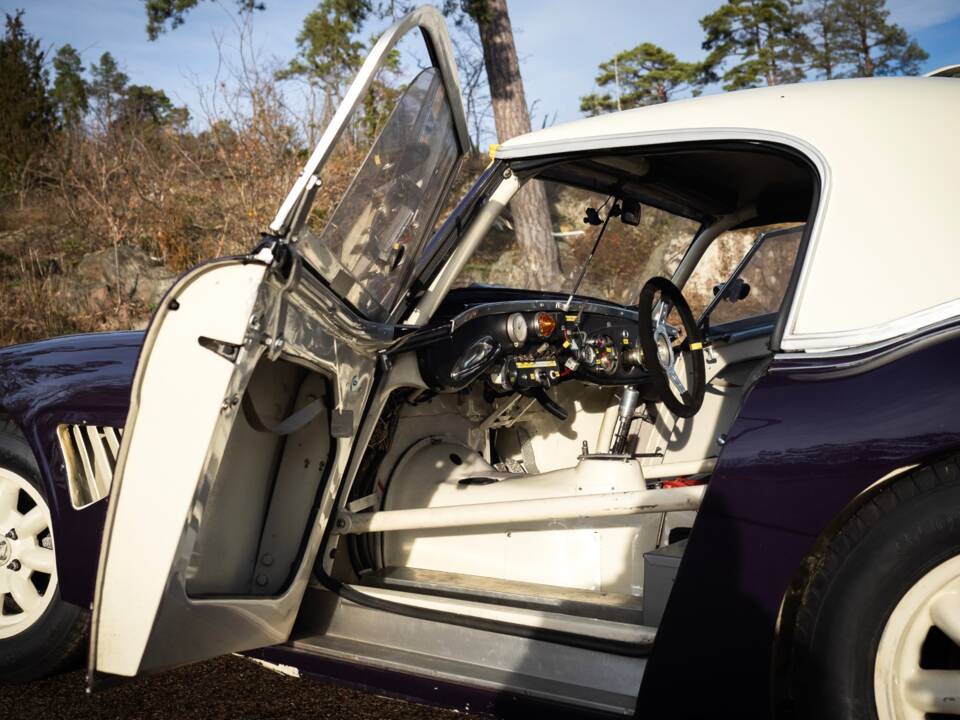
[470,0,562,290]
[857,15,874,76]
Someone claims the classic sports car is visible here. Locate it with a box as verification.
[0,7,957,719]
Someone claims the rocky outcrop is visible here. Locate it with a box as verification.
[48,244,176,315]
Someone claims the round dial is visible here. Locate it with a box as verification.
[581,335,618,374]
[595,335,618,374]
[506,312,528,346]
[581,345,597,365]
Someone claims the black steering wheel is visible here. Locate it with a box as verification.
[637,277,706,418]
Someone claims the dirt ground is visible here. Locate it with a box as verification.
[1,655,488,720]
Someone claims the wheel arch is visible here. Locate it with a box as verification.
[0,332,142,606]
[770,447,960,715]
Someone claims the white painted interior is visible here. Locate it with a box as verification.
[95,261,266,676]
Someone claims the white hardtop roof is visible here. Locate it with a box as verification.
[496,76,955,159]
[496,77,960,353]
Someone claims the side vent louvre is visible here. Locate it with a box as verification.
[57,424,123,508]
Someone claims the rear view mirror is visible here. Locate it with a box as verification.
[620,198,641,226]
[715,278,751,303]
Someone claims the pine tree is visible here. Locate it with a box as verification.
[832,0,928,76]
[123,84,190,127]
[89,52,129,123]
[51,44,88,127]
[276,0,372,124]
[807,0,842,79]
[580,43,701,116]
[144,0,264,40]
[0,11,55,194]
[700,0,810,90]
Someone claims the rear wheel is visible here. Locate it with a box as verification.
[782,457,960,720]
[0,424,87,683]
[875,552,960,719]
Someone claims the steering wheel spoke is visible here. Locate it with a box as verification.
[666,366,688,397]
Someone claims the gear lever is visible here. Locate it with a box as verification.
[609,385,641,454]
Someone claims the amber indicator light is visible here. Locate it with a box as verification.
[535,312,558,337]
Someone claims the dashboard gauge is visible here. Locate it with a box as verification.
[581,345,597,365]
[580,335,619,374]
[506,312,528,346]
[535,312,558,338]
[449,336,499,384]
[595,335,619,374]
[597,349,619,374]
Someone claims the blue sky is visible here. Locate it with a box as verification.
[7,0,960,136]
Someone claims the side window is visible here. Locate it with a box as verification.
[705,226,803,327]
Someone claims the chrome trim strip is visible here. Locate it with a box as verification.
[772,315,960,369]
[779,297,960,353]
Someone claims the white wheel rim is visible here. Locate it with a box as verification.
[0,468,57,640]
[875,553,960,719]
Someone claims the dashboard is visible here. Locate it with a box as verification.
[416,297,651,393]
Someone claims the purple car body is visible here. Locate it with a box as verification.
[3,317,959,716]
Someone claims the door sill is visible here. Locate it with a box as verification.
[361,566,646,625]
[348,580,656,647]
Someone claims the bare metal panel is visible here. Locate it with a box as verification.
[293,588,643,716]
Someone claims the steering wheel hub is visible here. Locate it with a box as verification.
[654,330,673,368]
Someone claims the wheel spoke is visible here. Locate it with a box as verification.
[654,301,671,328]
[906,670,960,714]
[9,573,41,613]
[19,545,54,574]
[0,482,17,524]
[17,506,46,538]
[930,591,960,648]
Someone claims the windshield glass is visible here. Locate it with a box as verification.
[454,179,699,304]
[296,67,460,321]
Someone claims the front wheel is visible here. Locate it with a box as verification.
[0,424,87,683]
[781,457,960,719]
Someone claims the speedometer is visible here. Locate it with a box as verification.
[506,312,528,346]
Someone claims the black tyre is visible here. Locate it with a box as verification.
[781,456,960,719]
[0,421,88,683]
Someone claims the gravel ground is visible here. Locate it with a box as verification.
[2,655,488,720]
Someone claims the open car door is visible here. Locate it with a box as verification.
[89,5,468,684]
